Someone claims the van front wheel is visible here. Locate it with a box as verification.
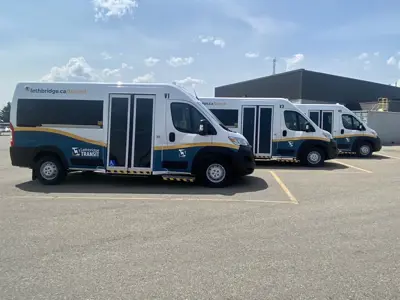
[198,159,233,188]
[356,142,372,158]
[301,147,325,167]
[34,156,66,185]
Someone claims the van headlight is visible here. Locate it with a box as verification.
[370,129,377,136]
[228,136,249,146]
[322,131,333,139]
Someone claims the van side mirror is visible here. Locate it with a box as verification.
[199,119,209,136]
[358,124,364,131]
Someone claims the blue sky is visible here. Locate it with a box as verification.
[1,0,400,105]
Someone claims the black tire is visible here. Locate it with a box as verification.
[197,158,233,188]
[356,141,372,158]
[300,147,325,167]
[34,155,66,185]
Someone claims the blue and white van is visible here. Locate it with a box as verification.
[200,97,338,167]
[9,82,255,187]
[296,103,382,157]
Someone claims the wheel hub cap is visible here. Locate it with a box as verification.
[308,151,321,164]
[40,162,58,180]
[360,145,370,155]
[206,164,226,183]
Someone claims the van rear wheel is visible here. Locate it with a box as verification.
[300,147,325,167]
[34,156,66,185]
[198,158,233,188]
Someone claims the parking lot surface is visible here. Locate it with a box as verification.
[1,135,400,299]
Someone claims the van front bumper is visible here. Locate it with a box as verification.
[326,140,339,160]
[373,137,382,152]
[233,145,255,176]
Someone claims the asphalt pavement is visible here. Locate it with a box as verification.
[1,135,400,300]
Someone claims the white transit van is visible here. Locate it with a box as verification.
[296,103,382,157]
[9,82,255,187]
[200,97,338,167]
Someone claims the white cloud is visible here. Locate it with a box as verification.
[41,57,102,82]
[357,52,368,60]
[174,77,205,86]
[198,35,225,48]
[167,56,194,67]
[363,60,371,70]
[245,52,259,58]
[144,57,160,67]
[93,0,139,21]
[101,51,112,60]
[213,39,226,48]
[373,52,380,57]
[41,57,122,82]
[387,56,397,66]
[264,56,272,60]
[212,0,296,35]
[284,53,304,71]
[133,72,155,83]
[102,68,121,77]
[121,62,133,69]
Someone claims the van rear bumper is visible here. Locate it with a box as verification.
[10,146,35,168]
[233,145,255,176]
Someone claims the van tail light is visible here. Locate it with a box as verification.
[10,123,14,146]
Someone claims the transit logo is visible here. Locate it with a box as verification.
[72,147,100,157]
[25,86,87,95]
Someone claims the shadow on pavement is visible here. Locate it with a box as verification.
[15,173,268,196]
[255,160,348,171]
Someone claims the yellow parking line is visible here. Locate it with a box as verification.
[331,160,373,173]
[10,195,293,204]
[269,171,299,204]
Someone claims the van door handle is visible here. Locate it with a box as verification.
[340,129,344,134]
[282,130,287,137]
[169,132,175,142]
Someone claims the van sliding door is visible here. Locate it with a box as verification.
[107,94,155,174]
[241,106,256,150]
[241,105,273,157]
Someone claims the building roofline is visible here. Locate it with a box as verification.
[216,68,400,92]
[215,69,305,89]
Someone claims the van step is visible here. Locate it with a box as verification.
[106,170,152,175]
[162,175,196,183]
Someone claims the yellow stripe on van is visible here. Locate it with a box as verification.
[154,142,239,151]
[273,137,330,142]
[15,127,107,147]
[333,133,377,139]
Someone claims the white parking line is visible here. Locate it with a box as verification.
[9,195,294,204]
[331,160,373,173]
[377,153,400,160]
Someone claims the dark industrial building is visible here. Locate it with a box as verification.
[215,69,400,112]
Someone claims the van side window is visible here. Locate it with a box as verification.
[210,109,238,127]
[342,114,363,130]
[17,99,103,127]
[171,102,207,134]
[284,110,314,132]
